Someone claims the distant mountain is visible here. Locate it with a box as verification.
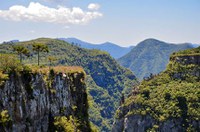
[58,38,134,59]
[118,38,194,80]
[9,40,20,43]
[191,44,200,48]
[1,40,20,44]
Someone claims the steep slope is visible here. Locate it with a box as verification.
[0,57,91,132]
[59,38,134,59]
[112,47,200,132]
[0,38,137,131]
[118,39,193,80]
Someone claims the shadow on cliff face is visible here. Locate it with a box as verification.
[0,68,92,132]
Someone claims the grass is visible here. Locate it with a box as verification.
[30,65,85,75]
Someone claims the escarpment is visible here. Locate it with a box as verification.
[0,66,91,132]
[112,47,200,132]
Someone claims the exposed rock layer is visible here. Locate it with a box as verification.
[0,71,90,132]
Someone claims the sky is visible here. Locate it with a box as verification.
[0,0,199,46]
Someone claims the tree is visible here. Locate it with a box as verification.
[48,56,57,67]
[32,43,49,66]
[13,45,30,63]
[120,93,125,105]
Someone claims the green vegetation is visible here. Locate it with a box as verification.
[118,38,193,80]
[0,38,137,131]
[54,116,80,132]
[117,47,200,131]
[0,54,23,73]
[48,56,57,67]
[0,71,8,86]
[0,53,25,86]
[0,110,11,127]
[54,115,99,132]
[13,45,30,63]
[32,43,49,66]
[86,75,112,131]
[171,46,200,56]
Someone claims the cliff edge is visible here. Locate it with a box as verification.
[0,66,91,132]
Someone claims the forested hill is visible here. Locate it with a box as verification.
[113,46,200,132]
[118,38,193,80]
[0,38,138,131]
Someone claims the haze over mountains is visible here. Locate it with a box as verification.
[59,38,134,59]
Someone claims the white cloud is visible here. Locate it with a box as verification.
[88,3,100,10]
[0,2,102,24]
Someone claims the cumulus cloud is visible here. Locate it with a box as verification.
[88,3,100,10]
[0,2,102,24]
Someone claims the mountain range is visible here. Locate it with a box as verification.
[58,38,134,59]
[0,37,199,131]
[2,38,198,81]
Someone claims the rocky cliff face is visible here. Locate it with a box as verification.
[112,52,200,132]
[113,105,199,132]
[171,55,200,65]
[0,67,90,132]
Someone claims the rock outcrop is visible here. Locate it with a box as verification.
[0,67,91,132]
[170,54,200,65]
[113,106,200,132]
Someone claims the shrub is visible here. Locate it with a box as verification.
[0,71,8,86]
[54,116,80,132]
[0,54,23,73]
[0,110,11,127]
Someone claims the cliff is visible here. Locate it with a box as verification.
[112,47,200,132]
[0,66,91,132]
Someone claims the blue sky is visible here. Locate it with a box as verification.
[0,0,199,46]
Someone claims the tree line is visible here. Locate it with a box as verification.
[13,43,53,66]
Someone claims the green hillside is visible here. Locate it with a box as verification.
[118,39,193,80]
[114,47,200,131]
[0,38,137,131]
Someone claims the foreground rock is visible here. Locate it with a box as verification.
[0,66,91,132]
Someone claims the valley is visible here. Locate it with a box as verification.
[0,1,199,131]
[0,38,137,131]
[0,38,199,131]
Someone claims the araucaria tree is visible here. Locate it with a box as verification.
[32,43,49,66]
[13,45,30,63]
